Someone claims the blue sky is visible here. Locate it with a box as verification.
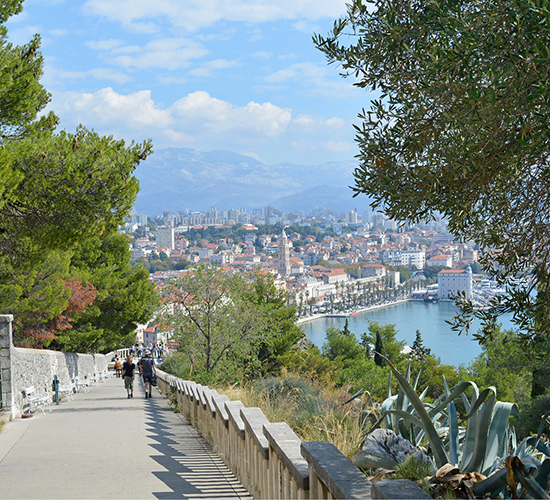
[7,0,374,165]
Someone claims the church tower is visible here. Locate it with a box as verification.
[277,227,291,277]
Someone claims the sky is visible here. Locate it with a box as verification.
[6,0,374,166]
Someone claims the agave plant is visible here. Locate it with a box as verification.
[354,354,550,498]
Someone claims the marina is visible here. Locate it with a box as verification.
[299,299,516,366]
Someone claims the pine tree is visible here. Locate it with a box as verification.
[360,332,371,358]
[0,4,152,268]
[411,330,431,361]
[342,318,351,336]
[374,332,385,367]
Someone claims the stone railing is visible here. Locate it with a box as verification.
[0,315,112,418]
[157,370,431,500]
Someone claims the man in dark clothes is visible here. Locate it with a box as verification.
[138,350,157,398]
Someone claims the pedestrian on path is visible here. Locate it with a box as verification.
[138,350,156,398]
[114,357,122,378]
[122,355,136,398]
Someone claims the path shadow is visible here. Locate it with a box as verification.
[142,396,252,499]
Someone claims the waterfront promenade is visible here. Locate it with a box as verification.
[296,298,410,325]
[0,376,252,499]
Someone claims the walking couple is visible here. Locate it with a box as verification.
[122,350,157,399]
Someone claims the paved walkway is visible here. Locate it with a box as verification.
[0,375,252,499]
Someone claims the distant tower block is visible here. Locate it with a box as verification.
[277,227,291,277]
[155,225,175,250]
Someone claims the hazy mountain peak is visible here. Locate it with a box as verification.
[134,147,370,215]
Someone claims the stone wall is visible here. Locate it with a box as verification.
[0,315,111,418]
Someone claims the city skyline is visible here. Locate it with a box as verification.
[7,0,374,166]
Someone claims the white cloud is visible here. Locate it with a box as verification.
[325,117,345,128]
[124,21,159,34]
[207,59,242,69]
[326,140,350,152]
[170,91,291,136]
[86,39,125,51]
[6,24,42,45]
[82,0,348,32]
[43,62,134,86]
[156,75,188,85]
[252,51,272,59]
[188,59,242,78]
[278,53,298,60]
[50,87,354,164]
[56,88,172,130]
[87,37,209,70]
[294,115,315,127]
[263,62,360,99]
[49,28,68,37]
[53,88,291,140]
[264,62,325,84]
[293,114,346,131]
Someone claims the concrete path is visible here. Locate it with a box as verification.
[0,375,253,499]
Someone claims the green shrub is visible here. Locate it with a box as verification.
[517,390,550,440]
[394,453,433,481]
[253,376,325,418]
[159,352,192,379]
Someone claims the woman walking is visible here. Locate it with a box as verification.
[122,355,136,398]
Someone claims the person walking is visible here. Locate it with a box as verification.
[122,355,136,398]
[114,357,122,378]
[138,350,156,399]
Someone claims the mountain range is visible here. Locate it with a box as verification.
[133,147,373,215]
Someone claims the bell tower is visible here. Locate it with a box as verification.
[277,227,291,277]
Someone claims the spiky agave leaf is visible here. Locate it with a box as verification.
[482,401,520,474]
[505,455,550,499]
[443,376,460,467]
[376,353,450,468]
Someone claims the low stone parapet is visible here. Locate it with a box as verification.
[0,314,111,418]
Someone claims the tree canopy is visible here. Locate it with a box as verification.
[163,265,301,381]
[0,1,151,268]
[315,0,550,347]
[0,1,156,351]
[4,233,159,352]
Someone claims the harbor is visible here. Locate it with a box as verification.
[299,299,516,366]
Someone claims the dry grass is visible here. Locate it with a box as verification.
[221,372,371,459]
[299,410,368,458]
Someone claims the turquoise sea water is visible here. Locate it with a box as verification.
[299,301,516,367]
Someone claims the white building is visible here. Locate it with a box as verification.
[428,254,453,267]
[208,253,234,265]
[359,263,386,279]
[382,249,426,269]
[438,266,473,300]
[155,226,175,250]
[299,251,330,266]
[389,271,400,287]
[345,211,358,225]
